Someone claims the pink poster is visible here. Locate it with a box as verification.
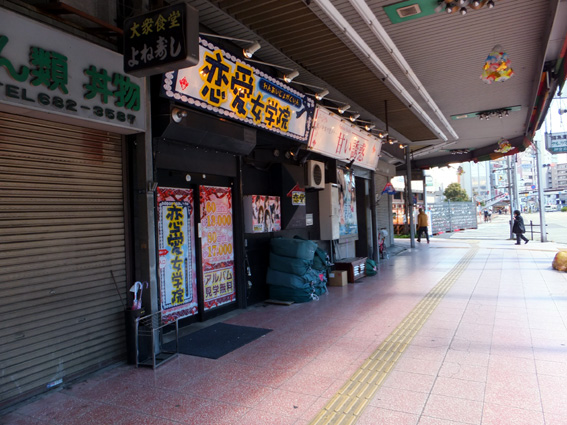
[156,187,198,323]
[200,186,235,310]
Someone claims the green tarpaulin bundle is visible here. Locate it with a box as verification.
[267,237,327,302]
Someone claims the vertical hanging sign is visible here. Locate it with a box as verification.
[200,186,235,310]
[157,187,198,323]
[123,2,199,77]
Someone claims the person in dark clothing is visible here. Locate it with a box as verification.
[512,210,529,245]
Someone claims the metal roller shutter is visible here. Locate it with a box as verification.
[0,111,127,407]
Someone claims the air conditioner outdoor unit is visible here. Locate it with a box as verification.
[305,160,325,189]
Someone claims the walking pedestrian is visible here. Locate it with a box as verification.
[512,209,529,245]
[416,208,429,243]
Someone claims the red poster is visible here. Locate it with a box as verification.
[200,186,235,310]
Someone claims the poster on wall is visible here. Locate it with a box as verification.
[200,186,235,310]
[161,37,315,142]
[157,187,198,324]
[337,169,358,237]
[244,195,281,233]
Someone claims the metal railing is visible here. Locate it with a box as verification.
[509,220,547,241]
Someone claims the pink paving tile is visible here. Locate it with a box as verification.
[215,381,273,408]
[431,376,485,401]
[297,396,331,422]
[356,406,419,425]
[314,347,361,366]
[148,394,248,425]
[544,411,567,425]
[17,392,95,423]
[410,336,452,349]
[74,402,141,425]
[109,386,174,412]
[241,364,298,388]
[278,371,335,396]
[481,403,545,425]
[484,377,541,411]
[535,359,567,377]
[300,357,354,378]
[487,354,537,375]
[402,345,448,363]
[417,416,472,425]
[444,349,490,367]
[0,412,44,425]
[369,386,429,414]
[252,388,317,419]
[382,370,436,393]
[449,338,491,354]
[394,356,444,376]
[236,408,298,425]
[422,394,483,424]
[117,413,187,425]
[438,362,488,383]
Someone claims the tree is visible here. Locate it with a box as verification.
[444,182,470,202]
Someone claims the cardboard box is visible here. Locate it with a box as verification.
[328,270,348,287]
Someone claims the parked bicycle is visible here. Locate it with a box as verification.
[379,229,389,259]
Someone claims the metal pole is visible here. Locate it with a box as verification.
[370,171,378,262]
[423,173,428,211]
[535,129,548,242]
[507,155,514,239]
[512,154,521,212]
[406,147,415,248]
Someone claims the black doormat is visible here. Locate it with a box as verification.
[164,322,272,359]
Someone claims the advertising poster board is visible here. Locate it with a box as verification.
[200,186,235,310]
[246,195,281,233]
[337,169,358,237]
[157,187,198,323]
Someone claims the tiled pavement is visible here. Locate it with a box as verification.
[3,237,567,425]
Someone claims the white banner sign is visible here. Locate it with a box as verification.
[0,8,146,134]
[307,106,382,170]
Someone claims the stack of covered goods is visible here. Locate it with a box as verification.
[266,237,328,302]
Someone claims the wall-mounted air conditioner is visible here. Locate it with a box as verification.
[305,160,325,189]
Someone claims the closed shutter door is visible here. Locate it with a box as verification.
[0,111,127,406]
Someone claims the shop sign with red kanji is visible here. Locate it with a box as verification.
[308,106,381,170]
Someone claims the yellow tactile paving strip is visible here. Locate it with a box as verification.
[309,246,478,425]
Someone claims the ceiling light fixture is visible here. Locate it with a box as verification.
[199,32,262,59]
[243,41,261,58]
[350,113,360,122]
[283,69,299,83]
[365,123,375,131]
[451,105,521,121]
[338,104,351,114]
[315,89,329,100]
[171,108,188,123]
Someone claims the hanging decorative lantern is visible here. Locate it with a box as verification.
[494,137,513,153]
[481,45,515,84]
[456,166,465,176]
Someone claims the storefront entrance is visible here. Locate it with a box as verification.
[155,171,237,324]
